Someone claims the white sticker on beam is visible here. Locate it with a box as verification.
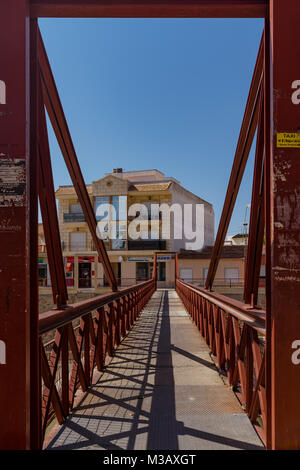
[0,340,6,365]
[0,80,6,105]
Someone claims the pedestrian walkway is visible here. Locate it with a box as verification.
[47,289,263,450]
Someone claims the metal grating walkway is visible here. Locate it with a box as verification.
[47,289,264,450]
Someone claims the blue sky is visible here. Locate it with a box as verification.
[39,18,264,237]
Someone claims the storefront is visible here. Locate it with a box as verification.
[127,256,168,284]
[156,255,171,283]
[38,258,51,287]
[38,259,48,287]
[127,257,152,282]
[64,256,75,287]
[78,256,94,288]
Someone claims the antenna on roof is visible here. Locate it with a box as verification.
[243,204,251,235]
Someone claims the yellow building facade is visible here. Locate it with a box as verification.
[38,169,245,298]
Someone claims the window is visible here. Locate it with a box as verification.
[203,267,208,286]
[112,195,127,221]
[141,201,160,220]
[136,262,149,281]
[179,268,193,283]
[224,267,239,283]
[158,262,166,281]
[70,203,83,214]
[70,232,86,251]
[78,262,91,288]
[95,196,109,221]
[95,196,127,221]
[95,196,127,250]
[111,223,127,250]
[38,263,47,287]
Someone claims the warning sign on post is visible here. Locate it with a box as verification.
[277,133,300,148]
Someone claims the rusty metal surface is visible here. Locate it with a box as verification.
[47,290,263,450]
[268,0,300,449]
[263,19,272,450]
[179,280,266,334]
[29,1,269,19]
[0,3,40,450]
[2,0,300,451]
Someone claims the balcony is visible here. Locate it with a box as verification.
[128,240,167,251]
[63,213,85,223]
[61,241,96,252]
[128,213,162,221]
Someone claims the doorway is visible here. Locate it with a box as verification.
[136,262,149,282]
[158,262,166,282]
[78,262,92,288]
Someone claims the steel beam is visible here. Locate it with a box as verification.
[243,92,265,306]
[29,0,268,18]
[205,35,264,290]
[38,83,68,307]
[37,31,118,291]
[263,19,272,451]
[29,17,42,451]
[175,252,179,280]
[152,252,157,290]
[268,0,300,449]
[0,3,40,449]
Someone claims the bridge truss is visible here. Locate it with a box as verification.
[0,1,299,450]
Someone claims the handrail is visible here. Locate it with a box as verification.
[177,280,265,335]
[176,278,266,445]
[39,278,156,445]
[39,279,153,335]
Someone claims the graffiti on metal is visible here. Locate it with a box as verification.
[0,158,26,206]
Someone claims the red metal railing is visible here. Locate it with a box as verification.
[39,278,155,444]
[176,279,266,445]
[179,277,246,288]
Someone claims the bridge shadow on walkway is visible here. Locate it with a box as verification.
[47,289,263,450]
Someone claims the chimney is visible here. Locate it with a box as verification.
[113,168,123,174]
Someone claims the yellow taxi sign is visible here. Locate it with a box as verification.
[277,133,300,148]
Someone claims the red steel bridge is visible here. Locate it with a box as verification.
[0,1,300,450]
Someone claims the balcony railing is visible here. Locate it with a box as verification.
[61,241,96,252]
[128,239,167,250]
[179,277,245,288]
[63,212,85,223]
